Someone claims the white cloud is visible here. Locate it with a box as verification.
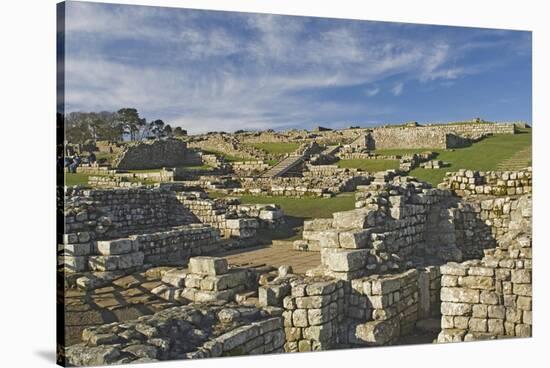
[365,88,380,97]
[391,82,404,96]
[62,2,529,133]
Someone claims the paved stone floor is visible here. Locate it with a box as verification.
[63,243,320,346]
[63,268,180,346]
[221,242,321,274]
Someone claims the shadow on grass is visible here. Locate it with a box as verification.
[257,215,306,242]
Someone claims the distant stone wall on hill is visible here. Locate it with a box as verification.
[114,139,197,170]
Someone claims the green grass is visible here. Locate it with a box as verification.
[208,192,356,240]
[337,159,399,172]
[176,164,213,171]
[233,193,356,219]
[95,151,116,165]
[373,148,437,156]
[247,142,301,155]
[410,131,532,185]
[127,168,165,173]
[64,173,91,186]
[202,150,249,162]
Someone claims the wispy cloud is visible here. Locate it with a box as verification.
[365,87,380,97]
[391,82,404,96]
[62,2,532,133]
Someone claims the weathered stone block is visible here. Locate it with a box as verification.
[189,257,228,276]
[259,283,291,307]
[441,287,479,303]
[64,255,88,272]
[63,243,92,256]
[472,305,487,320]
[339,229,372,249]
[318,230,341,248]
[488,319,505,335]
[321,248,368,272]
[96,238,134,255]
[488,305,506,319]
[437,329,466,343]
[440,262,467,276]
[480,290,500,305]
[303,218,334,231]
[161,269,187,288]
[295,295,331,309]
[511,269,531,284]
[468,318,487,332]
[332,209,372,229]
[292,309,309,327]
[458,276,494,290]
[441,302,472,316]
[303,322,333,342]
[516,296,532,310]
[305,281,337,296]
[512,283,532,297]
[355,319,399,346]
[308,307,332,326]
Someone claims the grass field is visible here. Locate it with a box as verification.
[242,193,355,218]
[247,142,301,155]
[409,131,532,185]
[337,159,399,172]
[374,148,436,156]
[215,192,356,240]
[211,192,355,219]
[202,149,249,162]
[64,173,91,186]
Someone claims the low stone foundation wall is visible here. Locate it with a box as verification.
[62,224,221,273]
[75,165,116,175]
[64,303,285,366]
[259,266,441,349]
[438,232,532,342]
[236,174,371,198]
[114,139,198,170]
[232,161,270,176]
[259,276,346,351]
[88,176,146,188]
[442,168,532,196]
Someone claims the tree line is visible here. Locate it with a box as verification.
[63,108,187,144]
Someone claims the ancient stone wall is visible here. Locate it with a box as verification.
[298,175,460,278]
[236,173,371,198]
[88,176,146,188]
[75,165,116,175]
[62,224,221,274]
[65,303,285,366]
[370,128,447,149]
[259,267,441,349]
[64,187,196,241]
[188,134,267,160]
[437,231,532,342]
[259,276,347,351]
[175,192,261,239]
[114,139,198,170]
[231,160,270,177]
[442,168,532,196]
[347,268,436,346]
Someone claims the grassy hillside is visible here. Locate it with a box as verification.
[410,130,532,185]
[247,142,301,155]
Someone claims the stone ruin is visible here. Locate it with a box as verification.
[60,165,532,364]
[113,139,202,170]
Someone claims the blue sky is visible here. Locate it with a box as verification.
[62,1,532,134]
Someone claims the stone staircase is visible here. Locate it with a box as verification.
[321,144,341,156]
[496,146,532,170]
[260,155,304,178]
